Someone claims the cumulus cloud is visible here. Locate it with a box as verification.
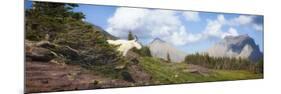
[252,16,263,31]
[107,8,150,38]
[169,26,202,45]
[106,7,196,46]
[231,15,253,25]
[222,28,239,38]
[106,8,261,46]
[201,14,262,40]
[182,11,200,22]
[107,8,180,38]
[253,24,263,31]
[227,15,263,31]
[202,15,239,39]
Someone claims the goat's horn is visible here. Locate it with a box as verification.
[134,35,138,41]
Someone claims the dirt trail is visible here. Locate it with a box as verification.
[25,61,131,93]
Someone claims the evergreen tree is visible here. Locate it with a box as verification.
[25,2,85,41]
[256,58,263,73]
[167,53,171,63]
[140,46,152,57]
[184,53,262,72]
[143,47,152,57]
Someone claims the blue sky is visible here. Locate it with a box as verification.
[25,1,264,54]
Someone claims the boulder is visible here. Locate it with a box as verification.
[26,47,55,62]
[35,40,56,48]
[55,46,80,60]
[126,64,152,84]
[26,41,81,63]
[121,71,135,83]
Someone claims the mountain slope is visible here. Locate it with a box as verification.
[148,38,186,62]
[91,24,118,40]
[207,35,263,62]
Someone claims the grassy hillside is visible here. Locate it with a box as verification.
[139,57,262,84]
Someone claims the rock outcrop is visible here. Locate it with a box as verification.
[207,35,263,62]
[26,40,56,62]
[148,38,186,62]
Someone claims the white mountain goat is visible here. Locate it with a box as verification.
[107,36,142,56]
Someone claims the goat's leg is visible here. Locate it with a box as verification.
[123,49,129,56]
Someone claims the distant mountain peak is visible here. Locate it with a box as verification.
[224,34,249,39]
[91,24,118,40]
[148,38,186,62]
[151,37,165,43]
[223,34,251,43]
[207,35,262,62]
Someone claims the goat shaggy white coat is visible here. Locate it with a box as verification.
[107,39,142,56]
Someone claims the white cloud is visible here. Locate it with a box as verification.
[169,26,202,45]
[222,27,239,38]
[182,11,200,22]
[212,15,255,27]
[231,15,253,25]
[203,17,224,38]
[226,15,263,32]
[206,15,261,31]
[107,7,198,46]
[218,14,226,23]
[107,8,150,38]
[202,15,239,39]
[253,24,263,31]
[106,8,260,46]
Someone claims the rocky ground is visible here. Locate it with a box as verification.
[25,40,153,93]
[25,61,132,93]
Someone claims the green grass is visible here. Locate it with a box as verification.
[213,70,263,81]
[139,57,263,84]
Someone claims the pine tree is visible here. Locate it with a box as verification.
[257,58,263,73]
[140,46,152,57]
[25,2,85,41]
[167,53,171,63]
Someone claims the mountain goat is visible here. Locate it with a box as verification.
[107,36,142,56]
